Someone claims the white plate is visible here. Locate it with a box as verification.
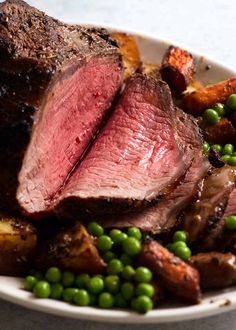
[1,26,236,324]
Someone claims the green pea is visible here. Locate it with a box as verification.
[120,253,133,266]
[213,103,226,117]
[50,283,63,299]
[103,251,116,263]
[33,280,51,298]
[122,237,141,257]
[87,222,104,237]
[203,142,210,153]
[225,215,236,230]
[121,265,135,281]
[223,144,234,155]
[96,235,113,252]
[127,227,142,240]
[73,289,90,306]
[220,154,231,162]
[133,295,153,313]
[203,109,219,125]
[107,259,124,275]
[109,229,122,241]
[227,94,236,110]
[172,241,187,252]
[98,292,114,309]
[114,293,128,308]
[109,229,127,244]
[121,282,135,301]
[24,276,37,291]
[75,274,90,289]
[135,283,155,298]
[45,267,62,283]
[134,267,152,283]
[87,276,104,294]
[173,230,187,243]
[175,246,191,260]
[104,275,120,294]
[211,144,222,153]
[62,271,75,287]
[62,288,79,302]
[228,156,236,166]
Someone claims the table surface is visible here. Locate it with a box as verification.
[1,0,236,329]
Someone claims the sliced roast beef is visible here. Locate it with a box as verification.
[200,188,236,251]
[181,166,236,246]
[55,75,188,216]
[99,110,210,233]
[189,252,236,290]
[138,239,201,303]
[0,0,123,214]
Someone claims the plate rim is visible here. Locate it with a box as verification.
[1,24,236,324]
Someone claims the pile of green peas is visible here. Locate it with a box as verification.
[202,94,236,125]
[203,141,236,166]
[166,230,191,260]
[24,223,156,314]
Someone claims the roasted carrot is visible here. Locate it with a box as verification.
[182,78,236,115]
[111,32,141,79]
[138,240,201,304]
[160,46,195,95]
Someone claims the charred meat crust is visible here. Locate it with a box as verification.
[160,46,195,95]
[189,252,236,290]
[138,240,201,304]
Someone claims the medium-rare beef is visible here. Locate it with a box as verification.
[200,188,236,251]
[0,0,123,214]
[55,75,188,216]
[138,239,201,303]
[189,252,236,290]
[99,110,210,233]
[181,166,236,246]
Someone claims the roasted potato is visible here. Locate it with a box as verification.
[160,46,195,95]
[35,222,106,274]
[112,32,141,79]
[203,117,236,144]
[189,252,236,290]
[0,216,37,276]
[138,239,201,304]
[182,77,236,115]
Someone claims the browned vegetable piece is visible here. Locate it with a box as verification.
[111,32,141,79]
[204,117,236,144]
[138,240,201,304]
[35,222,106,274]
[0,216,37,276]
[189,252,236,290]
[139,62,161,79]
[160,46,195,95]
[182,78,236,115]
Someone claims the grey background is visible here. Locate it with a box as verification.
[1,0,236,329]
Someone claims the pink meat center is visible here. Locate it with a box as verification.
[17,56,122,213]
